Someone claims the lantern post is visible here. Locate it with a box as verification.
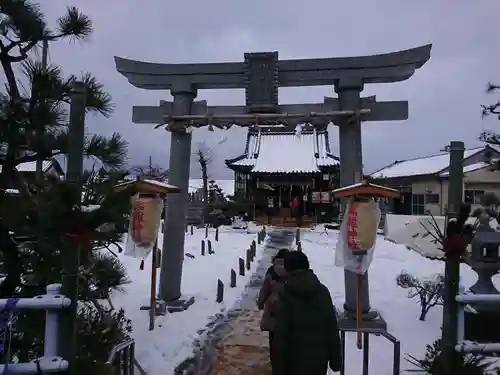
[115,178,180,330]
[332,180,400,342]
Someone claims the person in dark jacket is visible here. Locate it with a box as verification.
[273,251,342,375]
[257,249,289,372]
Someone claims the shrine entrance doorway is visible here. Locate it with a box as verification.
[255,181,316,227]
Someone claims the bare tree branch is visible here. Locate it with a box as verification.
[194,141,213,204]
[194,141,213,165]
[129,164,168,181]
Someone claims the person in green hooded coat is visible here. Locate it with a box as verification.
[272,251,342,375]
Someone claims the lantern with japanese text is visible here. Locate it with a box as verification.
[346,200,378,256]
[115,178,178,263]
[125,193,164,259]
[115,175,180,331]
[332,181,400,349]
[335,197,379,273]
[333,180,400,274]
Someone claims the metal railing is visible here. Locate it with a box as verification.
[106,339,137,375]
[0,284,70,374]
[456,293,500,354]
[339,328,400,375]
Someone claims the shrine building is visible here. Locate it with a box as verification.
[226,124,340,226]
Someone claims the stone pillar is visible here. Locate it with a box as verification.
[158,84,197,305]
[335,78,382,326]
[59,81,86,372]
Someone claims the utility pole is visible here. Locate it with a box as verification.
[442,141,464,367]
[59,82,86,375]
[35,39,49,186]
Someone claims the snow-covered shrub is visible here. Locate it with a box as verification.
[396,271,444,321]
[406,338,496,375]
[231,216,248,230]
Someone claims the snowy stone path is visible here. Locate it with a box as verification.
[113,226,266,375]
[203,229,295,375]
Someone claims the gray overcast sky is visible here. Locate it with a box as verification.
[40,0,500,178]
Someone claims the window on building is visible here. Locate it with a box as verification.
[412,194,425,215]
[465,190,484,205]
[234,171,248,194]
[425,194,440,204]
[399,186,411,193]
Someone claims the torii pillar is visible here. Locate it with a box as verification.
[335,78,381,325]
[158,83,197,307]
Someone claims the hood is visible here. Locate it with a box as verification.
[272,259,287,277]
[285,269,322,298]
[267,261,287,281]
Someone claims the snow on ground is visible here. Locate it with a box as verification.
[111,224,264,375]
[300,227,500,375]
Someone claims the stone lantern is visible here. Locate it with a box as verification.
[464,216,500,342]
[468,221,500,295]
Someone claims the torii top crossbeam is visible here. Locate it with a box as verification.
[115,45,431,130]
[115,45,432,90]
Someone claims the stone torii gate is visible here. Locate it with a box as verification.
[115,45,432,326]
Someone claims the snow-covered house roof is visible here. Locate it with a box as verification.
[0,158,64,176]
[226,126,338,174]
[439,161,491,177]
[370,146,497,179]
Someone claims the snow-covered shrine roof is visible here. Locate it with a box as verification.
[370,146,494,179]
[226,127,338,174]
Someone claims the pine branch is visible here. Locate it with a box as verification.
[481,82,500,120]
[0,3,92,62]
[55,6,92,41]
[84,133,128,171]
[64,72,113,117]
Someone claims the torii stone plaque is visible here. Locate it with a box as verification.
[115,45,432,321]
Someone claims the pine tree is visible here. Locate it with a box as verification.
[0,1,133,372]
